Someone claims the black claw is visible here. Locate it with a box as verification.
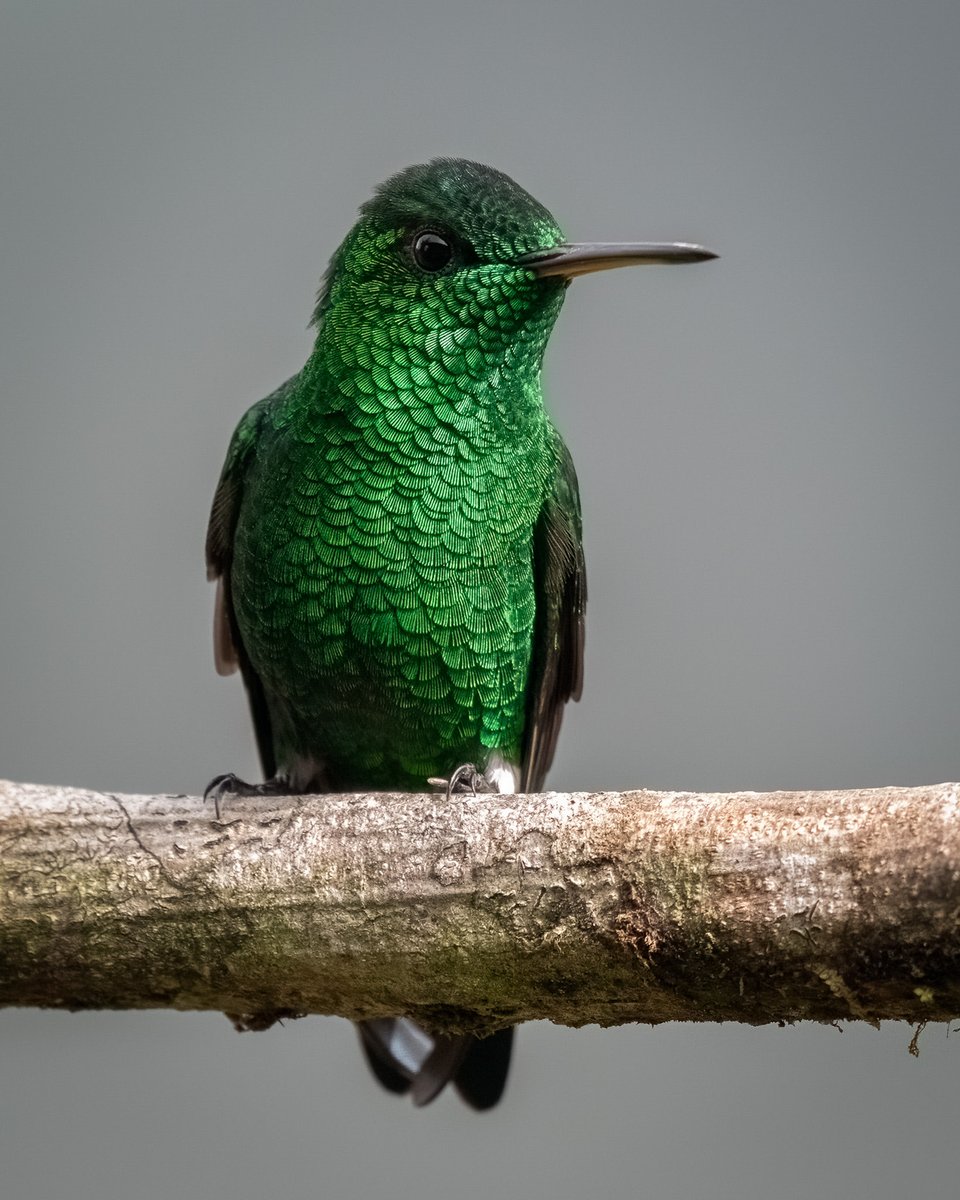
[204,773,240,800]
[203,773,283,820]
[443,763,495,800]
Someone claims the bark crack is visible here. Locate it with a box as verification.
[108,793,187,893]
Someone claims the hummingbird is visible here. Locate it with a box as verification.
[206,157,715,1109]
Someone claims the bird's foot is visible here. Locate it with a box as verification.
[203,773,285,820]
[428,763,496,801]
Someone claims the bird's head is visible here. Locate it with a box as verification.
[310,157,714,398]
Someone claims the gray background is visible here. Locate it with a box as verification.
[2,2,959,1197]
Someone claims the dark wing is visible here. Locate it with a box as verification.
[205,390,283,780]
[521,435,586,792]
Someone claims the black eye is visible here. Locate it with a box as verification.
[412,230,454,272]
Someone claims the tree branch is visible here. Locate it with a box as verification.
[1,778,958,1034]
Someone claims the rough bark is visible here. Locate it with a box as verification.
[1,778,959,1035]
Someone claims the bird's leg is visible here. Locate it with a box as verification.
[428,763,497,800]
[203,773,287,820]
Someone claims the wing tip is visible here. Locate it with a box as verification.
[213,576,239,675]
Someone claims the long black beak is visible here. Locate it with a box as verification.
[519,241,717,278]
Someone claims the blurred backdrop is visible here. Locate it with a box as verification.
[2,3,959,1198]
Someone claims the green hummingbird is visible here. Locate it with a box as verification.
[206,158,715,1108]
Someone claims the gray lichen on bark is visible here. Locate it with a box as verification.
[1,778,959,1035]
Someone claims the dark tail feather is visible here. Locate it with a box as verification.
[410,1035,471,1106]
[454,1026,514,1111]
[357,1019,513,1109]
[357,1023,412,1096]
